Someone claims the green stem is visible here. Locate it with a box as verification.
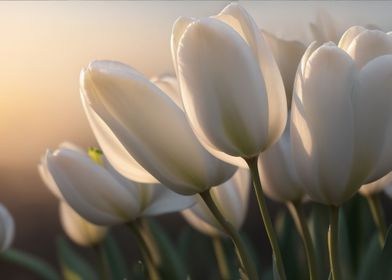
[199,190,258,280]
[128,221,160,280]
[0,249,60,280]
[366,194,387,247]
[328,205,340,280]
[93,245,110,280]
[245,156,286,280]
[287,201,318,280]
[212,236,231,280]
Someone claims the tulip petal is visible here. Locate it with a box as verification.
[182,208,220,236]
[60,202,107,247]
[151,75,183,109]
[216,3,287,148]
[338,26,366,51]
[82,61,236,195]
[47,148,140,225]
[293,43,357,204]
[81,94,157,184]
[259,121,303,202]
[171,16,194,76]
[177,18,269,158]
[0,204,14,251]
[360,171,392,196]
[262,30,306,106]
[352,55,392,185]
[38,157,63,199]
[346,29,392,68]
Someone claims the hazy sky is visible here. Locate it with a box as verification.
[1,1,392,189]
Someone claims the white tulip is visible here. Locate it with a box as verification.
[81,61,236,195]
[0,204,14,252]
[259,121,303,203]
[60,202,107,247]
[291,26,392,205]
[262,31,306,108]
[173,3,287,167]
[42,144,195,225]
[360,172,392,196]
[182,168,250,236]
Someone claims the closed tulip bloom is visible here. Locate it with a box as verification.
[0,204,14,252]
[42,145,195,225]
[60,202,107,247]
[81,61,236,195]
[360,172,392,196]
[262,31,306,108]
[259,122,303,203]
[173,3,287,167]
[182,168,250,236]
[291,27,392,205]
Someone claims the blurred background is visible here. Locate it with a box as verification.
[1,1,392,278]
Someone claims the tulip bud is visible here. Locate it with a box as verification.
[182,168,250,236]
[60,202,107,247]
[81,62,236,195]
[0,204,14,252]
[259,122,303,203]
[173,3,287,167]
[41,144,195,225]
[359,172,392,196]
[291,27,392,205]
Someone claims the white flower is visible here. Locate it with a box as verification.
[0,204,14,252]
[41,144,195,225]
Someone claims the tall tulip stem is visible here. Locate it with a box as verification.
[328,205,340,280]
[287,201,318,280]
[366,193,387,246]
[199,190,258,280]
[245,156,286,280]
[212,236,230,280]
[128,221,160,280]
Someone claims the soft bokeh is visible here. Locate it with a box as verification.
[1,1,392,278]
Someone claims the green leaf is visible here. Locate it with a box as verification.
[100,233,129,280]
[56,237,98,280]
[145,219,188,280]
[372,225,392,279]
[0,249,60,280]
[275,209,303,279]
[358,233,381,280]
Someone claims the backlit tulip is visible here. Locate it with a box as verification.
[81,61,236,195]
[0,204,14,252]
[291,27,392,205]
[182,168,250,236]
[42,144,195,225]
[259,122,303,203]
[60,202,107,247]
[360,172,392,196]
[173,3,287,167]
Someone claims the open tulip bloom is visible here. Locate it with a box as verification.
[291,26,392,279]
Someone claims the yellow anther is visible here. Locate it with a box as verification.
[88,147,104,166]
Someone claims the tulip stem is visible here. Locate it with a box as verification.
[93,245,110,280]
[128,221,160,280]
[245,156,286,280]
[328,205,340,280]
[287,201,318,280]
[199,190,258,280]
[212,236,231,280]
[366,194,387,247]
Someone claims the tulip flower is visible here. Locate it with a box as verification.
[80,61,236,196]
[173,4,287,278]
[291,26,392,279]
[182,168,250,237]
[173,3,287,167]
[60,202,107,247]
[0,204,14,252]
[41,144,195,226]
[360,171,392,196]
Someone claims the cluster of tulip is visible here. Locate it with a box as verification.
[1,3,392,280]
